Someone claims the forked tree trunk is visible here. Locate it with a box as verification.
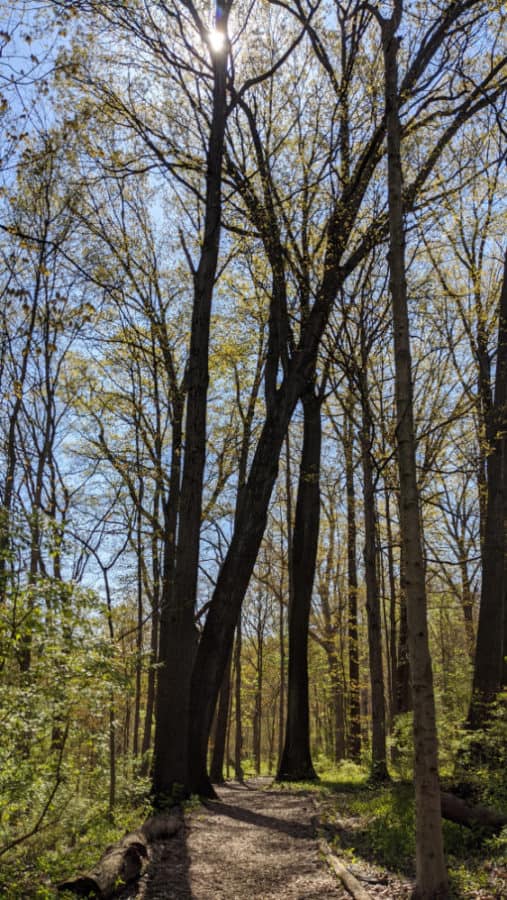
[278,386,320,781]
[152,23,229,802]
[381,5,448,895]
[188,375,304,795]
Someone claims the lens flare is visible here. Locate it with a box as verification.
[209,28,226,53]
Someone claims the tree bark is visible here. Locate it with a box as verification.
[188,375,304,795]
[234,621,244,781]
[469,250,507,726]
[384,484,399,723]
[278,386,320,781]
[360,382,388,781]
[58,816,180,898]
[152,17,230,801]
[344,405,361,760]
[381,5,448,895]
[210,648,233,783]
[440,793,507,832]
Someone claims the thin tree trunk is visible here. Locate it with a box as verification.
[459,554,475,661]
[209,648,232,783]
[253,615,263,775]
[278,591,285,765]
[395,552,411,716]
[234,621,243,781]
[141,599,158,768]
[381,7,448,894]
[360,388,388,781]
[344,406,361,759]
[384,485,398,723]
[133,498,143,758]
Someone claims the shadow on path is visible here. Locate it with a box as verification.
[202,797,316,841]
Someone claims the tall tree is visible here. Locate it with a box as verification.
[151,0,232,801]
[277,382,321,781]
[375,1,448,893]
[469,249,507,725]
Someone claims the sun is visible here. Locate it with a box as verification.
[208,28,227,54]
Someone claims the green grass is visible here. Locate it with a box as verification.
[304,762,507,898]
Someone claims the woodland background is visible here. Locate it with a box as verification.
[0,1,506,897]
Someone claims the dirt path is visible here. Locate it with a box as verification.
[129,780,350,899]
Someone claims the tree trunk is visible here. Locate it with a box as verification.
[278,590,285,765]
[188,375,303,795]
[253,604,264,776]
[151,18,229,802]
[395,562,411,716]
[344,406,361,759]
[384,484,399,723]
[210,648,233,783]
[141,598,158,770]
[382,7,448,896]
[360,388,388,781]
[152,398,185,798]
[278,386,320,781]
[234,621,244,781]
[326,644,346,764]
[469,250,507,726]
[441,793,507,832]
[133,487,143,758]
[58,816,180,898]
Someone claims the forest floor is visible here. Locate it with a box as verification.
[121,778,415,899]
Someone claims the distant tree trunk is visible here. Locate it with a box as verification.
[133,481,144,758]
[326,644,345,764]
[141,598,158,769]
[344,405,361,759]
[0,249,41,609]
[278,591,285,765]
[394,556,411,716]
[319,526,346,762]
[359,379,388,781]
[210,648,232,783]
[278,385,320,781]
[279,435,292,765]
[469,249,507,726]
[384,484,399,723]
[234,621,243,781]
[459,552,475,661]
[381,7,448,895]
[253,613,264,776]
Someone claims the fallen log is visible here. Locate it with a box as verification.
[441,792,507,832]
[319,839,372,900]
[58,814,180,898]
